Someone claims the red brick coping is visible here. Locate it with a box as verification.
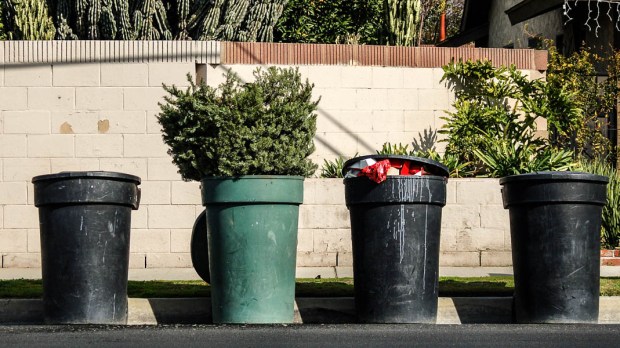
[221,42,548,70]
[601,249,620,266]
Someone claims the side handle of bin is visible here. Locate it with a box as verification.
[133,187,141,210]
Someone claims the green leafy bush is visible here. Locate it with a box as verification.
[274,0,384,44]
[440,60,581,177]
[158,67,319,181]
[577,158,620,249]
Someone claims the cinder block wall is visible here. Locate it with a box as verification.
[0,41,545,273]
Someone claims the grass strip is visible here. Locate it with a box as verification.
[0,277,618,298]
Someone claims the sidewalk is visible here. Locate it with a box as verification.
[2,267,619,281]
[1,297,619,325]
[1,267,620,325]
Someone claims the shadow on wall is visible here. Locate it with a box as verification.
[205,43,444,160]
[412,127,438,153]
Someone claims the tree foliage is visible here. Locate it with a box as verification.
[546,45,620,160]
[275,0,464,45]
[158,67,319,181]
[274,0,384,44]
[419,0,463,44]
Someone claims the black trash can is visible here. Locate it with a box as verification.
[32,171,141,324]
[500,171,608,324]
[343,155,448,323]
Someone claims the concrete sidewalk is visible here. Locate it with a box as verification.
[0,267,513,281]
[1,297,620,325]
[1,267,619,280]
[1,267,619,325]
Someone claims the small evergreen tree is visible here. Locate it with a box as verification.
[158,67,319,181]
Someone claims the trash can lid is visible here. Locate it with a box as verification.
[341,154,449,178]
[499,171,608,185]
[32,171,141,184]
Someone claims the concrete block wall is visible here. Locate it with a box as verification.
[0,41,210,269]
[0,41,542,274]
[441,179,511,267]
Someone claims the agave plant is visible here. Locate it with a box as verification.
[472,122,576,177]
[376,142,414,156]
[320,157,346,178]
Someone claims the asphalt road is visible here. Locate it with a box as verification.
[1,324,619,347]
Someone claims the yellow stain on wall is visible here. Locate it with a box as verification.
[59,122,74,134]
[98,119,110,133]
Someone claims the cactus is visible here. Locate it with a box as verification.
[87,0,102,39]
[131,0,172,39]
[100,0,116,39]
[2,0,55,40]
[112,0,133,39]
[152,0,172,39]
[384,0,421,46]
[3,0,288,41]
[0,0,7,39]
[256,0,286,42]
[53,0,77,39]
[191,0,225,40]
[174,0,190,39]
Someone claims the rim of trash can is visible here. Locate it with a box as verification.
[341,154,449,178]
[499,171,608,185]
[32,171,141,184]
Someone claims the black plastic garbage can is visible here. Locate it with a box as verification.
[32,171,141,324]
[343,155,448,323]
[500,172,608,324]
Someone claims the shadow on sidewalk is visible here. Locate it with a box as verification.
[451,297,512,324]
[147,298,211,324]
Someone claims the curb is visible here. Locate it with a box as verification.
[1,297,619,325]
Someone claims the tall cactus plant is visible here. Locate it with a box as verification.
[0,1,6,39]
[217,0,251,40]
[1,0,55,40]
[190,0,226,40]
[132,0,172,40]
[240,0,287,42]
[384,0,421,46]
[2,0,289,41]
[174,0,190,39]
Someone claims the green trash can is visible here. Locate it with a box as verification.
[201,175,303,324]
